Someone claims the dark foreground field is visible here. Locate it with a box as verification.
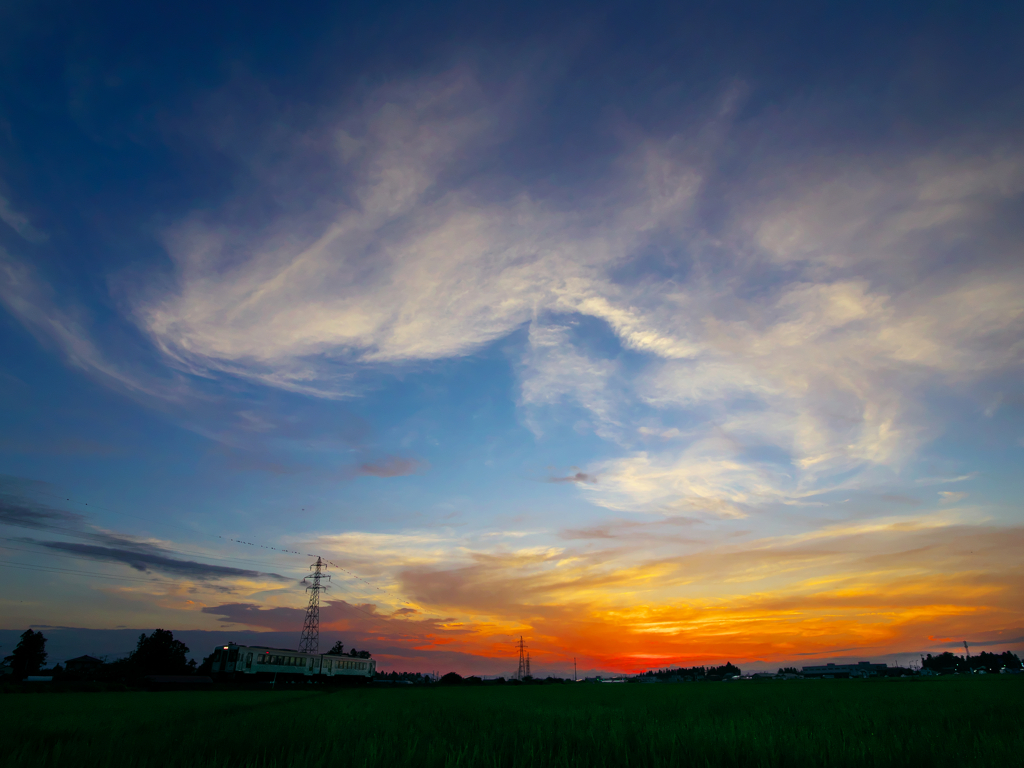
[1,678,1021,767]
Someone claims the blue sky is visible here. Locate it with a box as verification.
[1,0,1023,675]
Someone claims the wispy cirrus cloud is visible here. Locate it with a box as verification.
[4,66,1021,518]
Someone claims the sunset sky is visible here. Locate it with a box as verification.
[1,1,1022,676]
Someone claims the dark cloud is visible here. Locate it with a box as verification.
[203,600,399,632]
[937,635,1024,648]
[357,456,423,478]
[0,481,290,583]
[547,472,596,484]
[37,539,292,583]
[201,603,305,630]
[795,646,881,656]
[0,495,85,530]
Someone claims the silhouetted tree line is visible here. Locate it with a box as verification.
[431,672,573,685]
[374,670,432,683]
[921,651,1021,674]
[2,628,198,682]
[641,662,741,681]
[327,641,371,658]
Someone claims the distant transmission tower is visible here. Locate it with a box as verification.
[526,652,531,678]
[299,557,330,654]
[516,636,529,680]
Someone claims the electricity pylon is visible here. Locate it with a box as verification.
[516,636,529,680]
[299,557,330,654]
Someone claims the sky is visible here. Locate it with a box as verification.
[1,0,1023,677]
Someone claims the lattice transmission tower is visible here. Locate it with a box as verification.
[299,557,330,654]
[516,636,529,680]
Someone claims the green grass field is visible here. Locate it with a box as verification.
[1,678,1021,767]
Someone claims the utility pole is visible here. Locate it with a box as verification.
[516,636,529,681]
[964,641,971,674]
[574,657,577,682]
[299,557,330,654]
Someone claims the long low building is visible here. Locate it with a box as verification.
[802,661,888,678]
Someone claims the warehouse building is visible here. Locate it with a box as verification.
[802,661,888,678]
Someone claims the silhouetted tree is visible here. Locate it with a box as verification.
[778,667,800,675]
[707,662,741,679]
[4,629,47,678]
[327,641,345,655]
[439,672,463,685]
[967,651,1022,673]
[922,652,963,673]
[131,629,191,675]
[998,651,1022,670]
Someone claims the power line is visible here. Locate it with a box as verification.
[4,524,407,612]
[26,488,223,540]
[0,532,305,575]
[321,558,414,606]
[0,540,305,588]
[0,546,397,620]
[0,559,172,586]
[23,487,311,562]
[11,486,412,610]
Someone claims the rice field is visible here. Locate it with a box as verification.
[1,677,1020,767]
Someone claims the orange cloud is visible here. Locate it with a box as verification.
[238,519,1024,674]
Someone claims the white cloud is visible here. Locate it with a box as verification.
[582,438,787,517]
[915,473,978,486]
[0,249,169,398]
[6,70,1022,520]
[518,323,622,439]
[144,80,1023,509]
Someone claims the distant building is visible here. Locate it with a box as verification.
[64,655,104,675]
[802,661,887,678]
